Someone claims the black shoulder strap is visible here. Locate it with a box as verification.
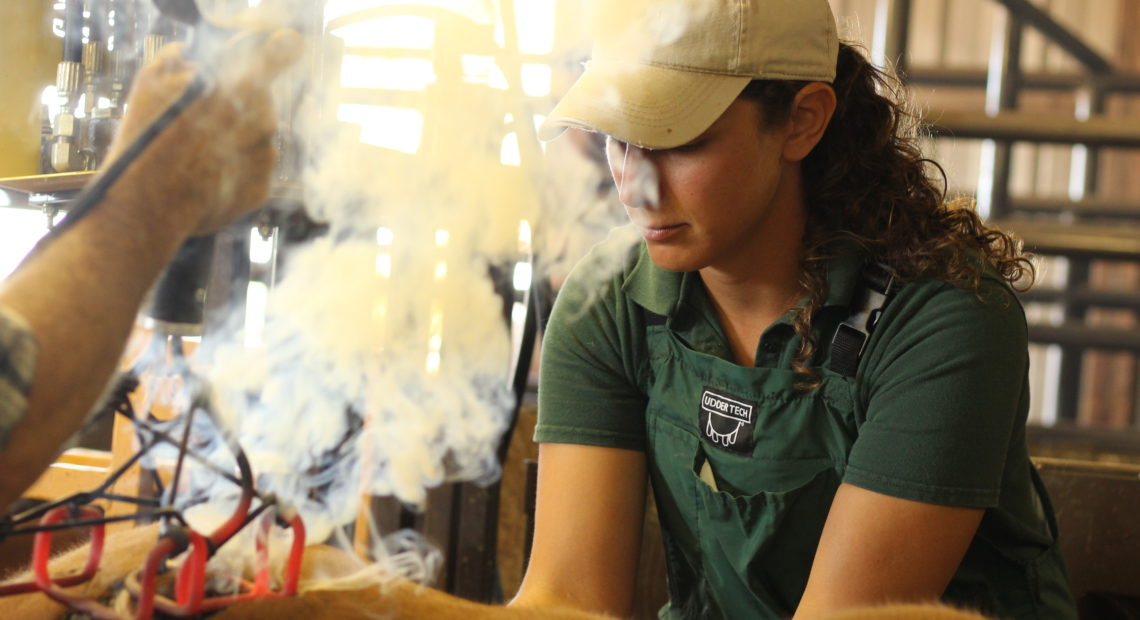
[828,263,897,378]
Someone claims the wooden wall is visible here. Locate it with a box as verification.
[0,3,57,178]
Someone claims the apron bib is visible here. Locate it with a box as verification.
[645,322,859,619]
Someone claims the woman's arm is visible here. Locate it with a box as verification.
[511,442,648,617]
[793,483,983,618]
[792,278,1034,617]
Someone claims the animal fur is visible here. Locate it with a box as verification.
[0,527,989,619]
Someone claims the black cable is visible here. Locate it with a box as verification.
[3,510,186,537]
[63,0,84,63]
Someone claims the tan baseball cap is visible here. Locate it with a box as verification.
[539,0,838,149]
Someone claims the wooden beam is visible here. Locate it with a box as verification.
[23,449,112,501]
[994,218,1140,261]
[926,111,1140,148]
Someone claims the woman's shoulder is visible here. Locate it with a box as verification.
[890,270,1023,324]
[865,270,1028,374]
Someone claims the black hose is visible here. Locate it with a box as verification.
[87,0,108,45]
[152,0,202,25]
[147,235,216,325]
[63,0,84,63]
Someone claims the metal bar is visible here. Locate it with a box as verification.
[926,111,1140,149]
[63,0,84,63]
[982,10,1022,220]
[1070,84,1108,202]
[1008,197,1140,221]
[991,0,1113,74]
[1056,257,1090,424]
[906,67,1140,93]
[872,0,911,77]
[87,0,109,44]
[1019,288,1140,311]
[989,142,1014,219]
[993,219,1140,261]
[1056,81,1111,428]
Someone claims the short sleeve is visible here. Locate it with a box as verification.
[534,253,648,451]
[843,278,1028,507]
[0,305,37,451]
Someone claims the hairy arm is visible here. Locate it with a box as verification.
[511,443,647,617]
[0,192,195,511]
[793,483,983,618]
[0,30,300,511]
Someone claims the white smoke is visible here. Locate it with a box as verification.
[147,0,529,565]
[107,0,659,586]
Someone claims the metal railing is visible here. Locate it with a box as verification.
[880,0,1140,437]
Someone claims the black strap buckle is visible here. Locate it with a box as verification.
[828,265,896,377]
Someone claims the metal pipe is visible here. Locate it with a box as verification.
[924,111,1140,149]
[1009,197,1140,221]
[980,8,1022,220]
[85,0,107,44]
[1019,288,1140,312]
[871,0,911,77]
[906,68,1140,94]
[1028,323,1140,353]
[992,218,1140,261]
[991,0,1113,75]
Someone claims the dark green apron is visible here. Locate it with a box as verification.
[645,319,857,619]
[642,312,1076,619]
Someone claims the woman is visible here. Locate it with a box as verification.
[511,0,1077,618]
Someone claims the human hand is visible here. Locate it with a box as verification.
[104,26,303,236]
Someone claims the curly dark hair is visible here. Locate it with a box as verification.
[741,42,1035,388]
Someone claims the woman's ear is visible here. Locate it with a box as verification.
[781,82,837,162]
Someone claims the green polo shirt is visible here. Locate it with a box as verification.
[536,232,1076,618]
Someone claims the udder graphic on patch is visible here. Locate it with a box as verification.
[698,387,757,454]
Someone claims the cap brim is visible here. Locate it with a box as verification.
[539,59,751,150]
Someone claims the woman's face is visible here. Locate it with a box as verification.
[606,98,800,274]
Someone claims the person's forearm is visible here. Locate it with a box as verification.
[0,191,193,511]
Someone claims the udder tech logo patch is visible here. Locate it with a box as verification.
[699,387,757,454]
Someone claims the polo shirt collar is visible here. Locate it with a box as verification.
[621,245,684,317]
[621,239,868,321]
